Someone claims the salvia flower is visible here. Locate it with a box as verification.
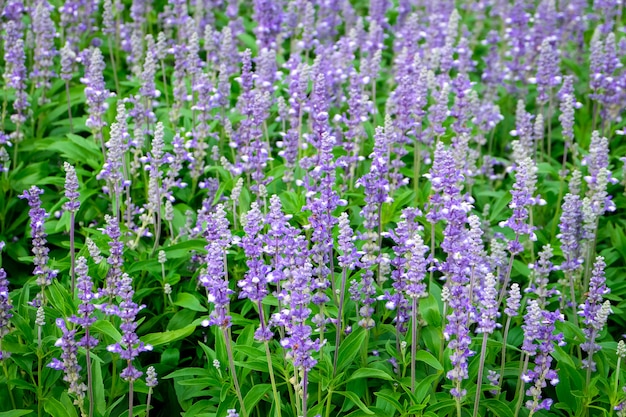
[0,268,13,360]
[69,257,98,348]
[20,186,56,287]
[63,162,80,213]
[522,305,564,413]
[504,283,522,317]
[31,0,57,97]
[200,205,234,329]
[102,215,124,298]
[106,273,151,382]
[49,318,87,402]
[81,48,113,134]
[579,256,611,371]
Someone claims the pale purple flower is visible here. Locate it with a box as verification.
[106,273,150,382]
[49,318,87,400]
[0,268,13,360]
[20,186,56,287]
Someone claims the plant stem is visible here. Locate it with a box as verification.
[86,340,94,417]
[302,368,309,417]
[473,332,490,417]
[128,376,133,417]
[70,212,76,293]
[333,267,347,377]
[1,353,16,410]
[514,354,529,417]
[410,296,417,395]
[223,328,247,417]
[498,316,512,391]
[258,302,282,417]
[146,388,153,417]
[65,81,73,133]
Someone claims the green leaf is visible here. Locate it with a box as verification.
[92,353,106,417]
[414,350,443,371]
[337,391,374,415]
[174,293,208,312]
[373,390,404,414]
[164,368,211,379]
[483,399,515,417]
[163,240,207,259]
[0,411,34,417]
[141,324,196,347]
[43,398,72,417]
[337,327,366,371]
[91,320,122,343]
[243,383,272,413]
[347,368,393,383]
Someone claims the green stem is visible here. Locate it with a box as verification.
[333,267,347,377]
[473,332,490,417]
[1,355,16,409]
[223,328,247,417]
[498,317,512,393]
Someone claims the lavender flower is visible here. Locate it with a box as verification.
[0,268,13,359]
[238,203,273,341]
[199,205,234,329]
[63,163,80,213]
[504,283,521,317]
[102,215,124,298]
[579,256,611,371]
[49,319,87,401]
[499,145,542,254]
[20,186,56,287]
[522,305,564,413]
[69,257,98,348]
[531,38,561,104]
[273,261,321,371]
[31,0,57,98]
[106,273,151,382]
[81,48,112,134]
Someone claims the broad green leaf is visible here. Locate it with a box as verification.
[373,390,404,414]
[243,383,272,413]
[414,350,443,371]
[483,399,515,417]
[347,368,393,383]
[0,411,34,417]
[337,391,374,415]
[92,353,106,417]
[174,293,208,312]
[43,398,72,417]
[337,327,366,371]
[141,324,196,347]
[164,368,211,379]
[91,320,122,343]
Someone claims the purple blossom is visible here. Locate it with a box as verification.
[31,0,57,96]
[102,215,124,298]
[0,268,13,359]
[337,212,358,270]
[69,257,98,349]
[579,256,611,371]
[200,205,234,329]
[499,146,542,254]
[273,262,321,371]
[49,318,87,401]
[20,186,56,287]
[63,163,80,213]
[504,283,521,317]
[106,272,151,382]
[81,48,112,133]
[558,193,583,273]
[532,38,561,104]
[476,273,499,334]
[522,304,564,413]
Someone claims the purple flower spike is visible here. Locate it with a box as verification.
[20,186,56,287]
